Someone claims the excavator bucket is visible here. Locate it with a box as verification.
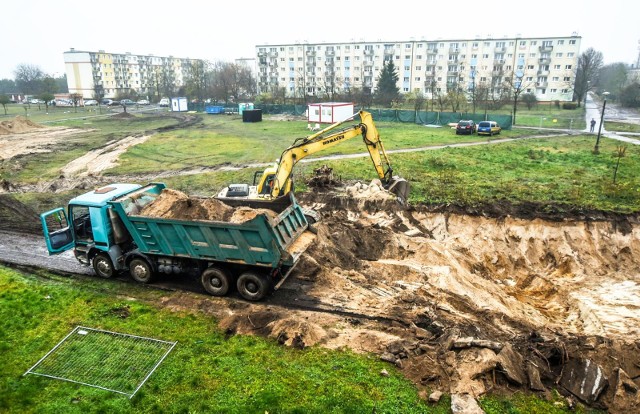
[385,176,410,204]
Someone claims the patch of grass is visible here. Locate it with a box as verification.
[604,121,640,133]
[0,265,449,413]
[0,115,179,183]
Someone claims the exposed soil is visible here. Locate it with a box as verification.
[61,135,152,177]
[137,188,277,223]
[1,184,639,411]
[0,116,44,135]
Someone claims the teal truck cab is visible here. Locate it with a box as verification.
[41,183,314,301]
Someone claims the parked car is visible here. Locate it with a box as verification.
[108,100,121,106]
[477,121,502,136]
[137,99,150,105]
[84,99,98,106]
[29,99,44,104]
[455,120,476,135]
[158,98,170,107]
[120,99,135,106]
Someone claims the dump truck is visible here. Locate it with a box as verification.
[40,182,314,301]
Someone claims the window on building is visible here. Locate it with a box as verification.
[520,41,526,46]
[556,53,563,57]
[567,53,574,57]
[552,76,559,81]
[557,40,564,45]
[550,88,557,92]
[569,40,576,44]
[415,77,421,81]
[526,76,533,81]
[528,65,534,69]
[565,65,572,69]
[562,88,569,93]
[564,76,571,81]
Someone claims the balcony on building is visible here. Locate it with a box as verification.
[448,47,460,54]
[538,57,551,65]
[325,50,335,56]
[539,45,553,53]
[306,50,316,56]
[537,69,550,76]
[384,48,394,56]
[536,81,548,88]
[364,49,374,56]
[427,48,438,54]
[268,51,278,58]
[495,47,506,53]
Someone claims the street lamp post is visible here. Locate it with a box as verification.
[594,91,610,154]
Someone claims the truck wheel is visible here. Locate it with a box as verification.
[93,253,115,279]
[201,268,231,296]
[237,272,271,301]
[129,258,154,284]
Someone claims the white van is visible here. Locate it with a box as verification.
[158,98,170,107]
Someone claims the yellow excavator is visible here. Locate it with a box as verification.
[217,110,410,204]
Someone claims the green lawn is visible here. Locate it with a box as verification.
[0,103,168,124]
[0,265,445,414]
[0,266,593,414]
[604,121,640,133]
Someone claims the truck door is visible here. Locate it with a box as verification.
[40,208,74,254]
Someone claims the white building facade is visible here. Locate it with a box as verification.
[63,48,204,99]
[256,35,581,102]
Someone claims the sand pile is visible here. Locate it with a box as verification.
[0,116,44,135]
[138,188,277,223]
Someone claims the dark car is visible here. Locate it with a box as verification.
[455,120,476,135]
[120,99,135,106]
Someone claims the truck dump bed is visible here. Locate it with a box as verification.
[109,183,310,269]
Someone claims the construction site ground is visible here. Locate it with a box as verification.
[0,112,639,412]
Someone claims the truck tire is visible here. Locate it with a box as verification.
[201,268,231,296]
[129,258,154,284]
[93,253,115,279]
[237,272,271,301]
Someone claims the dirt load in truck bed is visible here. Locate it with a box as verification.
[137,188,278,223]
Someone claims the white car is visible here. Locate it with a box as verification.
[137,99,150,105]
[158,98,170,107]
[84,100,98,106]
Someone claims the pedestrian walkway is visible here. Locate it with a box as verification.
[583,93,640,146]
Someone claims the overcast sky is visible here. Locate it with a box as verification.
[1,0,637,79]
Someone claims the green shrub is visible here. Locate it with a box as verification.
[562,102,578,110]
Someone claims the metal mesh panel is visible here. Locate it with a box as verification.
[24,326,176,398]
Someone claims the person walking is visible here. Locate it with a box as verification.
[590,118,596,133]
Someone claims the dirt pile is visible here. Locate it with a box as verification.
[214,193,640,412]
[138,188,277,223]
[0,116,44,135]
[111,112,135,119]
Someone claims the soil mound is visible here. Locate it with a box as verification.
[138,188,277,223]
[111,112,135,119]
[0,116,44,135]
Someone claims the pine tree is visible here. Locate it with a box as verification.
[374,60,400,107]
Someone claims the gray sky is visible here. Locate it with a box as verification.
[1,0,637,79]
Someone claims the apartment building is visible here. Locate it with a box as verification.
[256,34,581,102]
[63,48,204,99]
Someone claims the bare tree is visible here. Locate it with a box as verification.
[69,93,83,113]
[503,70,534,125]
[14,64,44,95]
[574,48,603,106]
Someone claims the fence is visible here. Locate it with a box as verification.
[187,103,513,130]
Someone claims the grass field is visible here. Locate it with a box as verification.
[603,121,640,133]
[0,265,596,414]
[4,109,638,214]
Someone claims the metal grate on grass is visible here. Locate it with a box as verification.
[24,326,176,398]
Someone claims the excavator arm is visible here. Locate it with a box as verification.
[267,110,409,202]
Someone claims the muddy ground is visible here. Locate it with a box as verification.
[1,115,639,412]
